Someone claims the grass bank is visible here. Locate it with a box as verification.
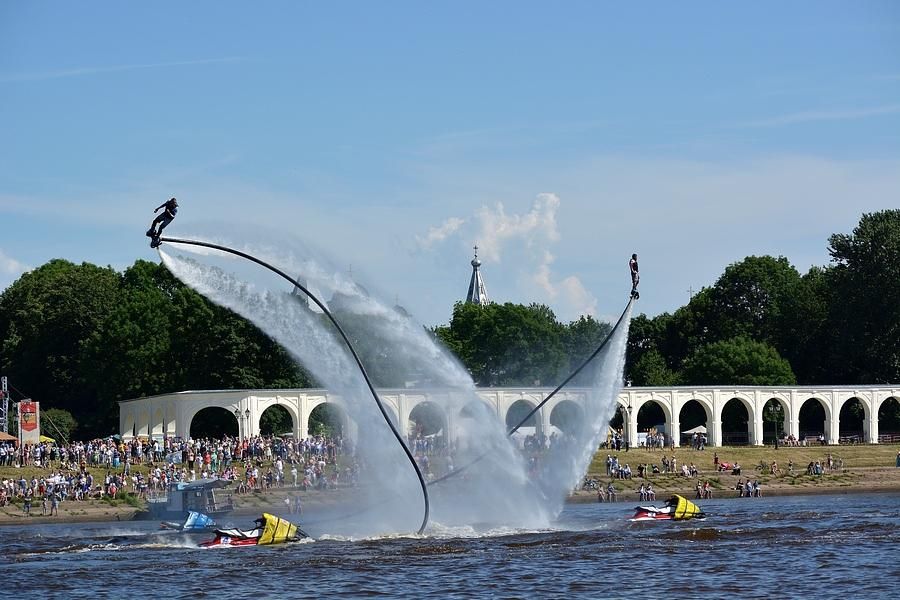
[573,443,900,501]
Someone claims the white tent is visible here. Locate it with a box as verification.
[682,425,707,435]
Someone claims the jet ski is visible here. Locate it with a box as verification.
[160,510,217,531]
[200,512,308,548]
[629,494,706,522]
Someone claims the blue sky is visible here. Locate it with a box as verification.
[1,2,898,325]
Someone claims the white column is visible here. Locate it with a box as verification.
[627,410,638,449]
[540,406,551,438]
[826,415,839,445]
[711,419,722,447]
[868,409,879,444]
[398,394,409,441]
[670,420,681,448]
[751,414,764,446]
[246,397,256,438]
[787,412,799,442]
[294,395,308,440]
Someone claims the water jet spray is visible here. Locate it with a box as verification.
[156,235,431,535]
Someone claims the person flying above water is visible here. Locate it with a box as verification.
[629,253,640,299]
[146,197,178,246]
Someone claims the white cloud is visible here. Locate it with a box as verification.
[740,104,900,127]
[0,247,29,276]
[0,57,245,83]
[415,193,599,320]
[0,247,30,293]
[474,193,560,262]
[415,217,465,249]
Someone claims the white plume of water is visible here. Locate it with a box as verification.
[534,303,633,514]
[157,224,632,534]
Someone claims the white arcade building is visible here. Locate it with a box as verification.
[119,384,900,447]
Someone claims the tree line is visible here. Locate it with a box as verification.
[1,210,897,438]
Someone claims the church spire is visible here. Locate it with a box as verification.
[465,244,489,306]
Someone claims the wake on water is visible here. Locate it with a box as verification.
[157,225,632,537]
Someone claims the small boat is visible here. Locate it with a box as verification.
[160,510,217,531]
[629,494,706,522]
[200,513,309,548]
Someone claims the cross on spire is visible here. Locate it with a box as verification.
[466,242,488,306]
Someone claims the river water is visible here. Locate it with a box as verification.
[4,492,899,599]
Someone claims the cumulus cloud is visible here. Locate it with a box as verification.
[415,217,465,249]
[0,247,29,276]
[417,193,599,320]
[474,193,560,262]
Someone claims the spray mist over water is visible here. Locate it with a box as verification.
[534,303,633,514]
[158,226,632,535]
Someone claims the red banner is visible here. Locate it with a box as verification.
[20,401,38,432]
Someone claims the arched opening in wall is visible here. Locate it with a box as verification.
[460,400,495,422]
[762,399,785,445]
[721,398,750,445]
[838,398,865,443]
[679,400,708,447]
[309,403,347,439]
[799,399,826,443]
[550,400,584,436]
[124,415,136,438]
[609,406,624,430]
[606,406,626,449]
[190,407,238,439]
[878,397,900,442]
[409,401,448,453]
[456,400,499,450]
[506,399,538,432]
[260,405,294,437]
[636,401,667,447]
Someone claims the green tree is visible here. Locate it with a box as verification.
[706,255,802,351]
[40,407,78,444]
[681,337,796,386]
[0,259,121,420]
[561,315,612,385]
[779,266,831,383]
[81,260,310,435]
[80,261,177,433]
[825,209,900,383]
[439,301,566,386]
[630,349,682,386]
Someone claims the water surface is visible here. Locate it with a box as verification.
[5,493,899,599]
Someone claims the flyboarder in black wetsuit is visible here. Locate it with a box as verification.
[629,253,640,299]
[147,198,178,247]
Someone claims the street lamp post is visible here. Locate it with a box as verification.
[244,408,251,440]
[234,408,242,440]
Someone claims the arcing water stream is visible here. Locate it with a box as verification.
[158,226,632,536]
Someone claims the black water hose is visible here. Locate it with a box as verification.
[427,295,635,487]
[156,236,430,535]
[506,296,634,437]
[295,294,635,524]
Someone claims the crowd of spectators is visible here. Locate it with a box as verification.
[0,432,353,514]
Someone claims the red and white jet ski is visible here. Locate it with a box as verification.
[629,494,706,522]
[200,513,308,548]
